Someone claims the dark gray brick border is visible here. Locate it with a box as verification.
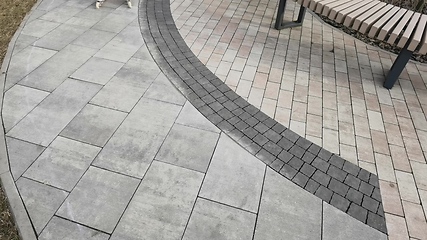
[138,0,387,234]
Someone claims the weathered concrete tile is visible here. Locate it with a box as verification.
[19,45,98,92]
[6,137,45,180]
[12,34,39,55]
[72,29,116,49]
[92,12,136,33]
[156,124,219,172]
[385,213,410,240]
[38,5,82,23]
[254,168,322,240]
[37,0,67,11]
[114,57,160,83]
[60,104,127,147]
[33,24,88,51]
[93,98,181,178]
[379,180,404,216]
[176,101,219,133]
[57,167,139,233]
[395,170,420,203]
[420,190,427,218]
[2,85,49,132]
[71,57,124,85]
[8,79,101,146]
[200,134,265,213]
[183,198,256,240]
[323,202,387,240]
[5,46,56,89]
[16,177,68,234]
[74,7,113,21]
[367,110,385,132]
[410,161,427,190]
[21,19,60,38]
[64,16,100,28]
[144,73,186,105]
[23,136,100,191]
[110,161,203,240]
[402,201,427,239]
[39,216,109,240]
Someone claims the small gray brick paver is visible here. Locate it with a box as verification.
[16,177,68,234]
[7,79,101,146]
[144,73,186,105]
[70,57,124,85]
[60,104,127,147]
[57,166,139,233]
[328,178,350,197]
[327,165,347,182]
[182,198,256,240]
[330,193,351,212]
[323,203,387,240]
[110,161,203,240]
[6,137,45,180]
[255,168,322,240]
[39,216,109,240]
[156,124,219,173]
[175,101,220,133]
[348,203,369,223]
[200,134,265,213]
[315,185,333,202]
[23,136,100,191]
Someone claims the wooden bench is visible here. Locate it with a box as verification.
[274,0,427,89]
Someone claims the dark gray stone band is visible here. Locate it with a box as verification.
[138,0,387,234]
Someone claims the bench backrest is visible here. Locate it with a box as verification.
[296,0,427,54]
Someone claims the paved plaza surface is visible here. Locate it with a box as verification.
[0,0,425,239]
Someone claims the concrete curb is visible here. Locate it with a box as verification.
[0,0,45,239]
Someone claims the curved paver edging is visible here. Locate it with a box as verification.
[139,0,388,234]
[0,0,43,239]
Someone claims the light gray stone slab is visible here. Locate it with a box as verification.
[156,124,219,173]
[2,85,49,132]
[33,23,88,51]
[110,161,203,240]
[19,45,98,92]
[176,101,220,133]
[254,168,322,240]
[57,167,139,233]
[64,16,100,28]
[60,104,127,147]
[132,45,152,60]
[74,7,113,21]
[23,136,100,191]
[64,0,94,8]
[26,9,48,23]
[6,137,45,180]
[39,216,109,240]
[183,198,256,240]
[12,34,39,55]
[199,134,265,213]
[21,19,60,38]
[37,0,68,11]
[71,57,124,85]
[144,73,186,105]
[92,12,136,33]
[16,177,68,234]
[38,5,82,23]
[323,202,387,240]
[8,79,101,146]
[92,98,181,178]
[114,57,160,83]
[94,25,143,63]
[101,0,129,9]
[72,29,116,49]
[5,46,56,89]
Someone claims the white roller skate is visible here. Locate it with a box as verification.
[127,0,132,8]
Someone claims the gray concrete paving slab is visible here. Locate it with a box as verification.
[18,45,98,92]
[182,198,256,240]
[16,177,68,234]
[7,79,101,146]
[114,57,160,82]
[21,19,60,38]
[33,23,89,51]
[72,29,116,49]
[323,202,387,240]
[38,5,82,23]
[57,166,139,233]
[23,136,100,191]
[64,0,94,9]
[92,12,135,34]
[144,73,186,105]
[156,124,219,173]
[110,161,203,240]
[2,85,49,132]
[39,216,109,240]
[254,168,322,240]
[70,57,124,85]
[6,137,45,180]
[60,104,127,147]
[176,101,220,133]
[36,0,67,11]
[199,134,265,213]
[74,6,113,21]
[64,16,100,28]
[12,34,39,55]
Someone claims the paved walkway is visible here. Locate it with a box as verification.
[0,0,423,239]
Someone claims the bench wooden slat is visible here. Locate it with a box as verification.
[352,1,387,31]
[335,0,374,23]
[368,6,400,38]
[302,0,312,8]
[377,8,408,41]
[315,0,341,14]
[418,22,427,54]
[343,0,379,27]
[359,4,394,34]
[389,11,418,45]
[328,0,364,20]
[322,0,353,16]
[408,15,427,51]
[397,12,421,48]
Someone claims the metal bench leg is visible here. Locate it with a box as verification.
[384,48,412,89]
[275,0,306,30]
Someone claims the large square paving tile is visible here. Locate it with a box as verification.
[175,101,220,133]
[144,73,186,105]
[39,216,109,240]
[23,136,100,191]
[57,166,139,233]
[156,124,219,172]
[16,177,68,234]
[111,161,203,240]
[33,23,88,51]
[183,198,256,240]
[6,137,45,180]
[72,29,116,50]
[60,104,127,147]
[199,134,265,213]
[70,57,124,85]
